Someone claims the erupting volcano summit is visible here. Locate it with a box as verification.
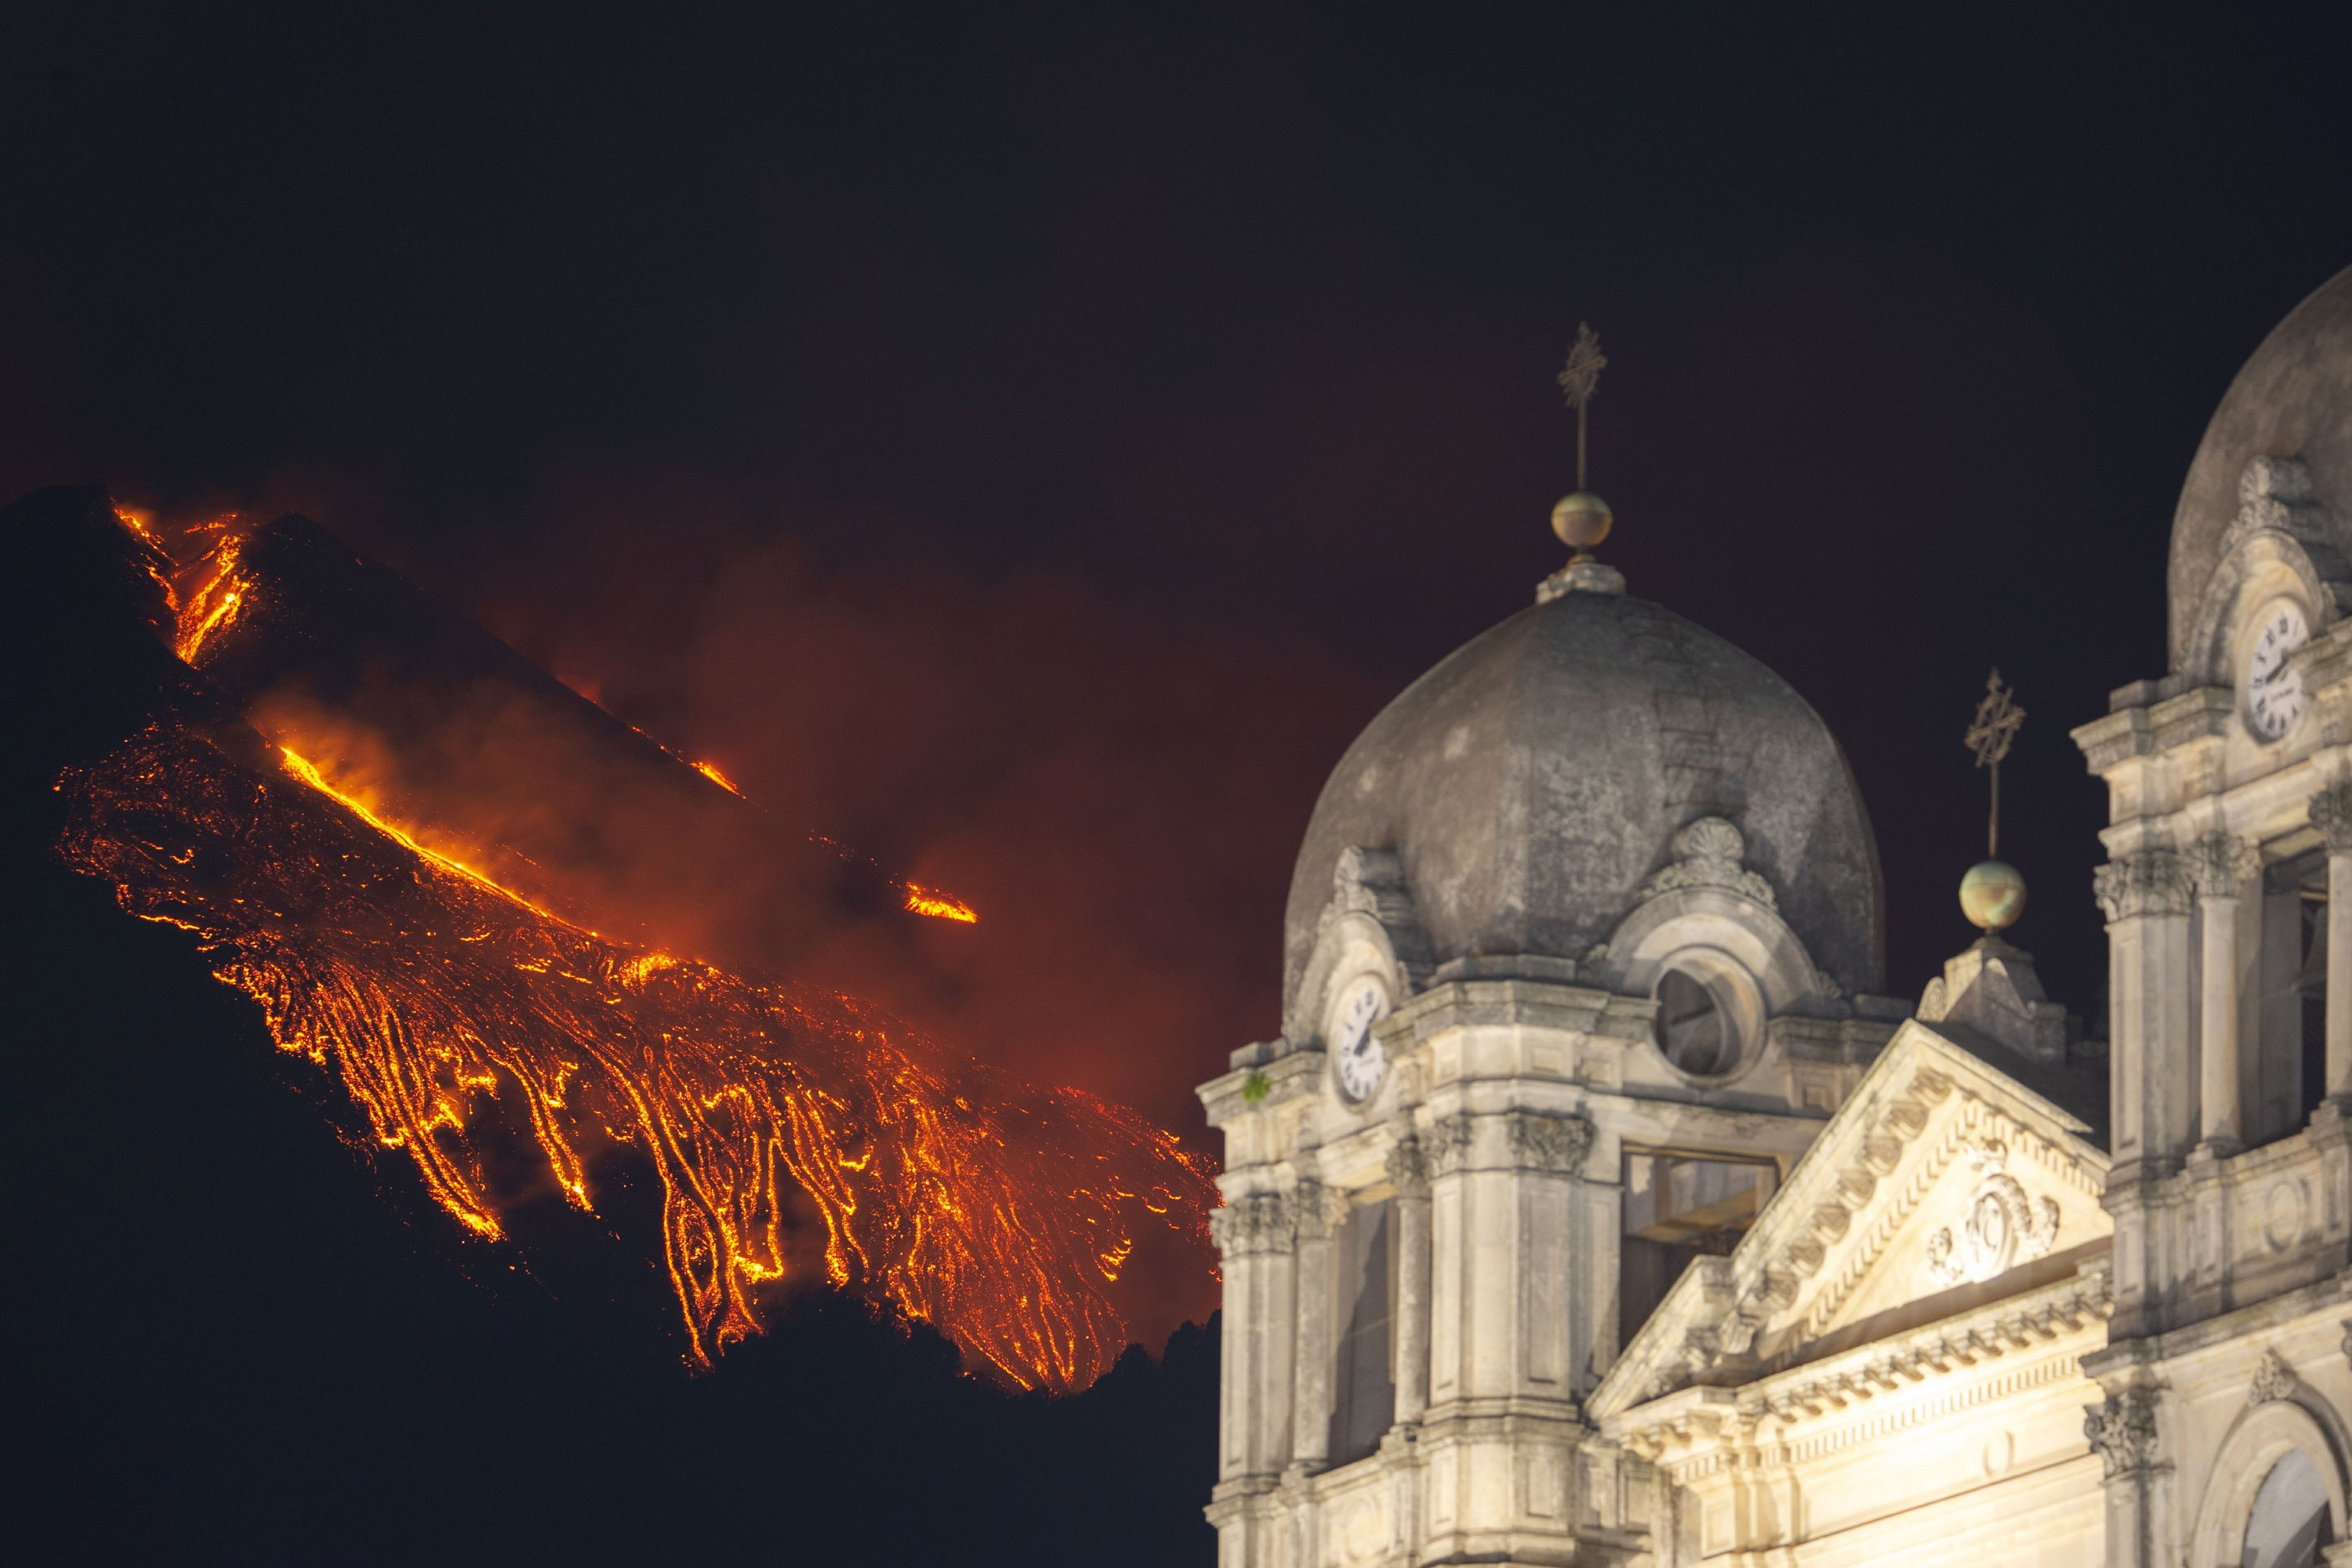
[22,488,1218,1393]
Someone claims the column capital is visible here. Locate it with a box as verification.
[1385,1134,1431,1200]
[2093,848,2191,923]
[1208,1189,1297,1258]
[1289,1178,1352,1241]
[2187,833,2260,899]
[2313,782,2352,853]
[1508,1109,1597,1174]
[2082,1386,2162,1477]
[1430,1110,1477,1175]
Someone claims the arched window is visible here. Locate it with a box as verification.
[2243,1448,2332,1568]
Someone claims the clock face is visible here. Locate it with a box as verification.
[1330,977,1389,1104]
[2246,601,2310,742]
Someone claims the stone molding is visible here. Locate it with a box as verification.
[2249,1347,2299,1406]
[2093,849,2192,923]
[1385,1134,1430,1200]
[1637,816,1778,910]
[2311,784,2352,855]
[1209,1191,1296,1258]
[2186,833,2261,898]
[2084,1386,2162,1477]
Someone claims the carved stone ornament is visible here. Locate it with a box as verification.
[1290,1179,1337,1243]
[2083,1387,2161,1478]
[1508,1109,1596,1174]
[2186,833,2261,899]
[2250,1348,2299,1405]
[1207,1191,1294,1258]
[2311,784,2352,855]
[2092,849,2191,923]
[1638,816,1778,910]
[1430,1111,1478,1175]
[1926,1142,2060,1288]
[1385,1134,1431,1200]
[2226,455,2328,548]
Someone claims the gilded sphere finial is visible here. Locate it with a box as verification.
[1552,492,1613,553]
[1959,859,2027,931]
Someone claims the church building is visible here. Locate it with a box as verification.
[1200,267,2352,1567]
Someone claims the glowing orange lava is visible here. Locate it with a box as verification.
[903,885,980,924]
[53,507,1210,1388]
[171,515,250,664]
[59,720,1208,1390]
[691,758,744,795]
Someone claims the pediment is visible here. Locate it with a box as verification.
[1591,1020,2111,1418]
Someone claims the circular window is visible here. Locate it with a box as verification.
[1654,966,1744,1078]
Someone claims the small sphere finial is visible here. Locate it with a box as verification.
[1960,859,2027,931]
[1552,491,1613,552]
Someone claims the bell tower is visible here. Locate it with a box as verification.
[1200,350,1906,1563]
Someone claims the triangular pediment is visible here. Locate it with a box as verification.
[1591,1020,2111,1418]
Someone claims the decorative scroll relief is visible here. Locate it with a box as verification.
[1925,1142,2061,1288]
[2250,1348,2299,1406]
[2083,1387,2161,1478]
[1638,816,1778,910]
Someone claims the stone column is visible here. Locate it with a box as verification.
[2312,785,2352,1103]
[2188,833,2258,1152]
[1388,1134,1432,1428]
[2094,848,2195,1182]
[1209,1189,1298,1482]
[1287,1180,1338,1476]
[2085,1385,2172,1568]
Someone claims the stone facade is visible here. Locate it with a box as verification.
[1202,266,2352,1565]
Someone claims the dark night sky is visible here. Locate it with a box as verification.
[8,0,2352,1474]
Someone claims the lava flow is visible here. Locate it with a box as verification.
[47,503,1217,1392]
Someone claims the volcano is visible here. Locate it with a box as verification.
[13,486,1218,1392]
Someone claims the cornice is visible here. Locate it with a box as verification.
[1610,1261,2111,1470]
[1388,976,1653,1044]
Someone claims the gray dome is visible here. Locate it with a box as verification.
[2169,265,2352,668]
[1283,585,1885,1022]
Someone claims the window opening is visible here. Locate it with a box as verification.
[1327,1198,1395,1467]
[1619,1149,1777,1340]
[2242,1447,2331,1568]
[2260,854,2329,1142]
[1655,968,1737,1076]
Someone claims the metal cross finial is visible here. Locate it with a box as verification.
[1965,669,2025,858]
[1557,323,1606,491]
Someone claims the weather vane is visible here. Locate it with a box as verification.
[1556,322,1606,492]
[1965,668,2025,858]
[1550,324,1614,558]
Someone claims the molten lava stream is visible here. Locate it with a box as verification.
[56,719,1216,1390]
